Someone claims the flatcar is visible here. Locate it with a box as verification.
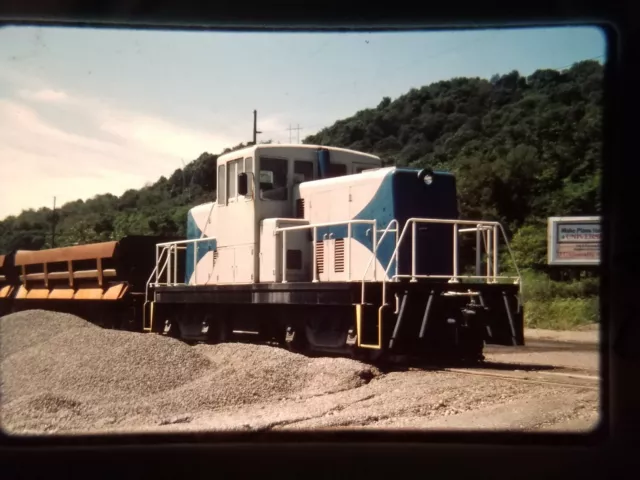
[0,144,524,363]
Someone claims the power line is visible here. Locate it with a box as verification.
[287,124,303,143]
[553,54,604,71]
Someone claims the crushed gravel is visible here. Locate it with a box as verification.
[0,310,380,434]
[0,310,98,361]
[0,310,599,435]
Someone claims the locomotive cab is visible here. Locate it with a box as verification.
[184,145,382,285]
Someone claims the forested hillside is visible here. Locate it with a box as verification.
[0,60,603,276]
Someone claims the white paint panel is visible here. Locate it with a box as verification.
[213,246,235,284]
[234,244,255,283]
[190,250,215,285]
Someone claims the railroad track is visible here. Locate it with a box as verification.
[437,365,600,391]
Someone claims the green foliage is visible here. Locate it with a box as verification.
[521,269,600,301]
[502,223,548,272]
[520,270,600,330]
[525,297,599,330]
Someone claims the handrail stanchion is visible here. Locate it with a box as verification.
[411,221,417,282]
[312,226,318,282]
[155,245,159,285]
[347,222,352,281]
[395,220,399,280]
[373,223,378,281]
[450,222,459,283]
[193,242,197,285]
[493,225,498,283]
[167,246,172,287]
[173,244,178,285]
[281,231,287,283]
[476,225,482,277]
[487,229,493,278]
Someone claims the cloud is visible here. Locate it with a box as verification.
[0,87,252,219]
[18,88,69,103]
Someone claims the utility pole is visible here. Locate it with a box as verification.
[253,110,262,145]
[51,196,57,248]
[287,124,303,144]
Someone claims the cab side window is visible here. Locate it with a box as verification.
[259,157,288,201]
[217,164,226,204]
[294,160,314,184]
[227,158,243,201]
[327,162,347,178]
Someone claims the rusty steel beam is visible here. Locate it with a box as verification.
[14,241,118,266]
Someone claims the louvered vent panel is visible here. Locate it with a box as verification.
[296,198,305,218]
[315,241,324,274]
[334,239,345,273]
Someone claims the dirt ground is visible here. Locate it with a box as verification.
[0,311,601,436]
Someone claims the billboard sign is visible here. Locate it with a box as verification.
[548,216,601,266]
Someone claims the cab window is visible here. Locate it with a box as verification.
[217,164,226,204]
[259,157,288,201]
[294,160,314,184]
[227,158,243,200]
[327,162,347,178]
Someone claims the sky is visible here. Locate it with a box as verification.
[0,25,606,220]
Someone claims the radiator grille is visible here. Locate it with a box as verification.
[315,241,324,274]
[296,198,305,218]
[334,239,345,273]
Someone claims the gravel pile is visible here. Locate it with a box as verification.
[2,320,211,405]
[0,310,380,434]
[1,310,97,361]
[147,344,379,413]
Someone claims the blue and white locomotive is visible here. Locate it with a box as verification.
[147,144,524,362]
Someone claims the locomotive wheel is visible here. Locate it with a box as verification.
[207,316,230,344]
[284,325,308,353]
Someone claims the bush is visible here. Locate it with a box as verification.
[524,297,599,330]
[520,270,600,330]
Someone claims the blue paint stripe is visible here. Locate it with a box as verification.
[185,210,217,283]
[315,170,397,276]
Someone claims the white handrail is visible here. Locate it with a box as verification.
[274,219,377,283]
[144,246,170,304]
[381,218,520,305]
[273,219,377,233]
[360,219,398,304]
[147,237,218,289]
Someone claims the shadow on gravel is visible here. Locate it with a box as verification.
[374,358,558,374]
[486,341,599,353]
